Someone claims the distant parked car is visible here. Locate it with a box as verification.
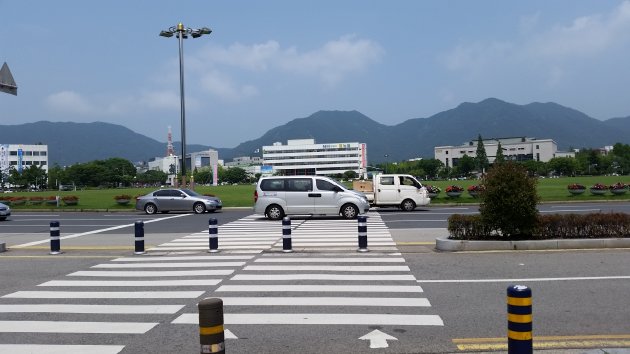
[0,202,11,221]
[135,188,222,215]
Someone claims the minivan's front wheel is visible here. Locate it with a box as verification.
[341,204,359,219]
[401,199,416,212]
[266,204,284,220]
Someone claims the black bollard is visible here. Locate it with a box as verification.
[199,298,225,354]
[49,221,62,255]
[134,221,146,255]
[357,215,369,252]
[507,285,533,354]
[282,217,293,253]
[208,218,219,253]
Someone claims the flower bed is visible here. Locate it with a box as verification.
[10,196,26,205]
[467,185,485,198]
[62,195,79,206]
[45,196,58,205]
[567,183,586,195]
[590,183,608,195]
[610,182,628,195]
[114,194,132,205]
[29,196,44,205]
[445,185,464,198]
[425,185,441,198]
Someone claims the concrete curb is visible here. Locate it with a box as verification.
[436,237,630,252]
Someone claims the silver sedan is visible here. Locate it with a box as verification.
[135,188,222,215]
[0,202,10,221]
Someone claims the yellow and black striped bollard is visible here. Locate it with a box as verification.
[507,285,532,354]
[199,298,225,354]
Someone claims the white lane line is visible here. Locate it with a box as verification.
[0,304,184,314]
[244,265,409,272]
[0,344,125,354]
[92,262,245,268]
[68,270,234,277]
[173,313,444,326]
[112,255,254,262]
[219,297,430,307]
[179,238,279,241]
[3,291,204,299]
[259,253,402,257]
[253,258,404,263]
[216,285,423,293]
[416,275,630,283]
[150,246,270,250]
[231,274,416,281]
[540,209,602,213]
[11,214,191,248]
[39,279,222,287]
[159,242,273,246]
[272,242,396,246]
[0,321,157,334]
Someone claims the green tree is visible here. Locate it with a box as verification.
[480,162,540,238]
[475,134,489,173]
[494,142,505,164]
[457,154,476,177]
[222,167,247,184]
[343,170,358,180]
[548,157,578,176]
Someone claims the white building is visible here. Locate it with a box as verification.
[434,137,575,168]
[0,144,49,176]
[147,155,179,186]
[225,156,262,176]
[147,149,220,186]
[262,139,367,176]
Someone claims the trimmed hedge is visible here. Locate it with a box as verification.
[448,213,630,240]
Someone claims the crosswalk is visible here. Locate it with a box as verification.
[0,213,443,353]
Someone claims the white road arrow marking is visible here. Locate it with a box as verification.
[359,329,398,349]
[225,329,237,339]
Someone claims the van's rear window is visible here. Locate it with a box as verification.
[260,179,285,191]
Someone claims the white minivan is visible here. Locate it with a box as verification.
[254,176,370,220]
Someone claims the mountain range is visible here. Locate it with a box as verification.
[1,98,629,166]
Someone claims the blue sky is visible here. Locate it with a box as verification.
[2,1,630,148]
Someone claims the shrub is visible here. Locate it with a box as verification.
[425,185,441,194]
[609,182,627,190]
[62,195,79,202]
[591,183,607,190]
[445,185,463,193]
[479,162,540,238]
[567,183,585,190]
[448,213,630,240]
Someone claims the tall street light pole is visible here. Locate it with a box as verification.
[159,23,211,188]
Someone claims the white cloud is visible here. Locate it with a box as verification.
[45,90,93,114]
[199,70,259,102]
[441,1,630,86]
[197,34,384,88]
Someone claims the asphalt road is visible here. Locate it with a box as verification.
[0,204,628,353]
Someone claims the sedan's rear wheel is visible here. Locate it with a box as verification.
[144,203,157,215]
[193,202,206,214]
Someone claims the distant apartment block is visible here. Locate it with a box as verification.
[434,137,575,168]
[0,144,49,176]
[262,139,367,176]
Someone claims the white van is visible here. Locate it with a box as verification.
[354,174,430,211]
[254,176,370,220]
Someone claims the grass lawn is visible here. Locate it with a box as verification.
[1,176,628,210]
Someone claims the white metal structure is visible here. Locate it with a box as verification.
[0,144,48,176]
[262,139,367,176]
[434,137,575,168]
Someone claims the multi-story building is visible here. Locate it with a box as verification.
[147,149,220,186]
[0,144,49,176]
[434,137,574,168]
[225,156,262,176]
[262,139,367,176]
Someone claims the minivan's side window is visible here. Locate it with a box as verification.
[286,178,312,192]
[260,179,285,191]
[316,179,339,191]
[380,177,394,185]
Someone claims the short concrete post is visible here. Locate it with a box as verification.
[282,217,293,253]
[49,221,62,255]
[134,221,146,255]
[357,215,369,252]
[198,298,225,354]
[507,285,533,354]
[208,218,219,253]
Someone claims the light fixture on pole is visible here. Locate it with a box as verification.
[159,23,212,187]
